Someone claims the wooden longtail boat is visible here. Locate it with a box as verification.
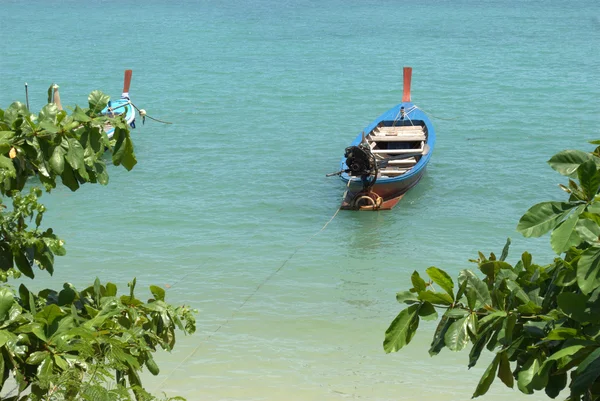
[102,69,136,139]
[330,67,435,211]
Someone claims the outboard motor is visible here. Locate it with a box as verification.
[325,142,382,210]
[344,145,376,177]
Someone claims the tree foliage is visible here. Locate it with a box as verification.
[385,142,600,401]
[0,89,195,400]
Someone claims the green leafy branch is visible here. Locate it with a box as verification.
[0,279,195,400]
[385,141,600,401]
[0,90,136,196]
[0,87,197,400]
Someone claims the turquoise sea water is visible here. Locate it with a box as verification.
[1,1,600,399]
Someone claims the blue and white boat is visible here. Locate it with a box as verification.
[335,67,436,210]
[102,69,136,139]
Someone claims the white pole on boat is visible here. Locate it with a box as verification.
[25,83,30,110]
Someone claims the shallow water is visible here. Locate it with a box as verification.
[1,0,599,399]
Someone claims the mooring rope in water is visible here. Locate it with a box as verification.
[416,106,459,121]
[156,200,345,388]
[129,102,173,125]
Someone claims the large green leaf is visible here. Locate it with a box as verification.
[588,201,600,214]
[396,290,419,304]
[26,351,50,365]
[60,162,79,191]
[429,315,451,356]
[530,356,554,391]
[417,302,438,321]
[557,292,589,323]
[426,267,454,301]
[504,279,530,305]
[112,127,137,171]
[71,106,91,123]
[383,304,420,353]
[65,138,84,171]
[517,356,541,394]
[545,327,578,341]
[576,216,600,243]
[49,146,65,175]
[497,351,514,388]
[517,301,543,314]
[577,246,600,295]
[445,308,469,319]
[0,155,16,178]
[410,271,427,292]
[472,353,500,398]
[571,347,600,396]
[0,131,15,141]
[545,371,567,399]
[36,304,64,327]
[458,270,491,309]
[478,311,506,335]
[517,201,581,238]
[83,126,104,153]
[418,291,453,306]
[480,260,512,280]
[468,333,489,368]
[58,284,76,306]
[0,243,12,271]
[578,159,600,201]
[444,316,470,351]
[0,330,16,347]
[38,103,59,124]
[94,161,109,185]
[499,238,511,262]
[521,251,533,271]
[0,287,15,322]
[14,249,34,279]
[36,355,54,388]
[105,282,117,297]
[548,345,586,362]
[39,120,60,134]
[498,313,517,346]
[550,205,585,254]
[548,150,594,177]
[467,312,478,336]
[150,285,165,302]
[88,91,110,114]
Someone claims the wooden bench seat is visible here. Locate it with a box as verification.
[369,133,426,141]
[371,142,425,155]
[373,125,425,135]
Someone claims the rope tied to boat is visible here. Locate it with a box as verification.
[350,191,383,210]
[129,101,173,125]
[412,105,459,121]
[392,105,418,127]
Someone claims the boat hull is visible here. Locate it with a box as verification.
[101,70,136,140]
[102,97,135,139]
[341,165,426,210]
